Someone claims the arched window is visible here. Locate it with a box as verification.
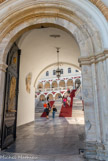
[68,68,71,73]
[61,69,63,74]
[46,71,49,76]
[75,69,79,72]
[53,70,56,75]
[75,79,81,89]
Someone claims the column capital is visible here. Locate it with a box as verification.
[78,50,108,66]
[0,63,8,72]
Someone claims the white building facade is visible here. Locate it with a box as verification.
[36,65,81,100]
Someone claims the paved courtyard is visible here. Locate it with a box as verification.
[0,99,85,161]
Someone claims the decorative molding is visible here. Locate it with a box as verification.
[0,63,8,72]
[90,0,108,21]
[0,0,107,21]
[78,50,108,66]
[34,62,80,87]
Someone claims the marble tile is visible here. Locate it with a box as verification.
[0,99,85,160]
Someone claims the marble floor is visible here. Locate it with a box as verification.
[0,99,85,161]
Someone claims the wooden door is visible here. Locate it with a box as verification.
[1,43,21,149]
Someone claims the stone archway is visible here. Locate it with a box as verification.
[47,94,53,101]
[67,79,73,88]
[52,81,58,89]
[44,82,50,91]
[59,80,65,89]
[0,0,108,160]
[75,79,81,89]
[34,62,80,87]
[37,82,43,91]
[55,93,62,100]
[40,94,46,101]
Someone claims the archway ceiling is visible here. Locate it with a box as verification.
[0,0,108,63]
[0,0,108,73]
[18,27,80,83]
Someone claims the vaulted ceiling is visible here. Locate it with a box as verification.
[18,27,80,86]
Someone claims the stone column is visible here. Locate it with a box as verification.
[57,80,59,89]
[91,63,101,142]
[43,82,45,92]
[95,60,108,160]
[50,82,52,91]
[73,80,75,89]
[81,65,97,139]
[0,63,7,147]
[80,63,99,160]
[65,80,67,90]
[79,51,108,160]
[95,51,108,160]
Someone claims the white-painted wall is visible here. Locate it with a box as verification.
[17,49,35,127]
[41,65,81,79]
[17,27,80,126]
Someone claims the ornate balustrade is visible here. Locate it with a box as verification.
[36,86,73,94]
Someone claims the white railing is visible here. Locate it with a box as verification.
[36,86,73,93]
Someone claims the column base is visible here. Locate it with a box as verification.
[85,141,108,161]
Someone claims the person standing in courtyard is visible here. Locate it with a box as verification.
[45,105,50,119]
[48,102,51,111]
[62,96,66,107]
[43,102,47,108]
[52,105,57,118]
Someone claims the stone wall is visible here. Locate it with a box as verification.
[0,0,108,160]
[90,0,108,21]
[0,0,108,20]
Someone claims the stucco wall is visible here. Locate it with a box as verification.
[17,27,80,126]
[17,44,35,126]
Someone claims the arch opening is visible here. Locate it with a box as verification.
[0,1,107,160]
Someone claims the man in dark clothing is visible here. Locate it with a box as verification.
[45,106,50,119]
[52,105,57,118]
[48,102,51,110]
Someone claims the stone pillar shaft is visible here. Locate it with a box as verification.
[91,63,101,142]
[79,51,108,160]
[96,61,106,142]
[81,65,97,141]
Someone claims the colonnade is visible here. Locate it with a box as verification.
[37,77,81,92]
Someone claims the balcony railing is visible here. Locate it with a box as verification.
[36,86,73,93]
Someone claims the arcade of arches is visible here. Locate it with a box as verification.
[0,0,108,160]
[37,78,81,101]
